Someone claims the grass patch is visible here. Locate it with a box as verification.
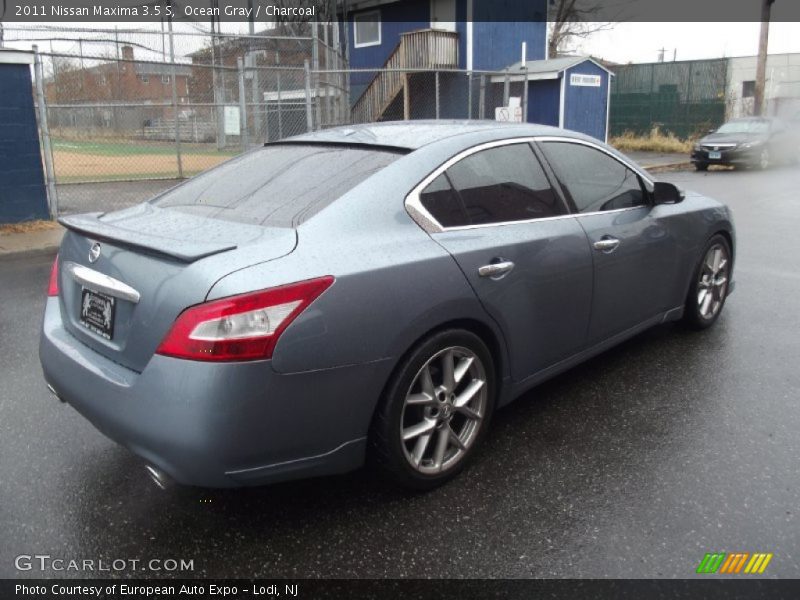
[57,171,208,184]
[611,127,694,154]
[52,138,237,158]
[0,220,59,235]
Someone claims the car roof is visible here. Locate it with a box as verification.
[281,120,580,151]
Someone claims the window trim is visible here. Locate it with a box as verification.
[405,136,655,234]
[353,10,381,48]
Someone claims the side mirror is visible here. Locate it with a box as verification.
[653,181,684,205]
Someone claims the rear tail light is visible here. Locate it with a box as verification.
[156,276,334,362]
[47,255,59,296]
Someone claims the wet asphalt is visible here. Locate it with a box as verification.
[1,164,798,579]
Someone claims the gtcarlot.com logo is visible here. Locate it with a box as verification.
[15,554,194,573]
[696,552,773,574]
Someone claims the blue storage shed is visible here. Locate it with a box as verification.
[495,56,614,142]
[0,50,49,223]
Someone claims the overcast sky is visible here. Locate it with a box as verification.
[577,22,800,64]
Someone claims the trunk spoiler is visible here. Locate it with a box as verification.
[58,212,238,263]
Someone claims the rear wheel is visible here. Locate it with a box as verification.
[684,235,732,329]
[370,329,495,490]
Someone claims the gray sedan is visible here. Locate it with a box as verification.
[39,122,736,489]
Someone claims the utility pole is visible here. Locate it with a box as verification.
[754,0,775,116]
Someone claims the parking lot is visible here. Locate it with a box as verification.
[1,164,798,579]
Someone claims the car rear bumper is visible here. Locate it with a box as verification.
[39,298,391,487]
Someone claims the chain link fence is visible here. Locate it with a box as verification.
[5,23,343,215]
[609,59,728,139]
[7,24,534,217]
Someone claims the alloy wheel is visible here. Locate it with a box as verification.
[697,243,729,320]
[400,346,487,474]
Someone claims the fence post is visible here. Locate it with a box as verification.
[435,70,440,119]
[304,59,314,132]
[237,57,248,152]
[32,45,58,219]
[503,68,510,106]
[479,74,486,119]
[522,65,529,123]
[467,72,473,119]
[167,18,183,179]
[403,73,411,120]
[311,21,322,129]
[276,51,283,139]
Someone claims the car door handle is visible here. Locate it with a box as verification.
[478,261,515,278]
[593,237,621,253]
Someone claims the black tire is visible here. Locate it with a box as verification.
[684,234,732,330]
[756,147,770,170]
[369,329,496,490]
[694,162,709,171]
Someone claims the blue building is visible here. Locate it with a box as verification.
[0,50,49,223]
[494,56,614,141]
[340,0,548,122]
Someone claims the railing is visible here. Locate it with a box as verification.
[351,29,459,123]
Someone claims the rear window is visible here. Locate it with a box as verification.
[152,144,403,227]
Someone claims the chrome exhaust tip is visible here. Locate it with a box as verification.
[145,465,171,490]
[47,384,66,403]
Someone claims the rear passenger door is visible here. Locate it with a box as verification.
[538,140,680,343]
[415,141,593,382]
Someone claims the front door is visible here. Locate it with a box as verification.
[538,140,681,343]
[417,141,593,381]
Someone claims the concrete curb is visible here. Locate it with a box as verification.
[0,226,64,260]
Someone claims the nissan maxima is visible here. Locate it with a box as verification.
[40,122,736,490]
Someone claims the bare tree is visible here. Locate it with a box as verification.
[548,0,621,58]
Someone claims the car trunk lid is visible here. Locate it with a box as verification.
[56,204,297,372]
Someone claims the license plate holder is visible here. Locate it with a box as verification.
[708,151,722,160]
[79,287,116,340]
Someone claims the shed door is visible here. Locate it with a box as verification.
[430,0,457,32]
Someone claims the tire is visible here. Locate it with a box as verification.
[684,234,732,330]
[369,329,496,490]
[756,147,770,170]
[694,162,709,171]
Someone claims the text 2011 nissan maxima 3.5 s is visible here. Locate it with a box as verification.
[40,122,736,489]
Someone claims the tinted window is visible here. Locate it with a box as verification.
[153,144,402,227]
[542,142,646,213]
[444,143,564,225]
[419,173,469,228]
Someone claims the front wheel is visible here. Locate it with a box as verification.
[684,235,732,329]
[369,329,495,490]
[756,147,770,170]
[694,162,709,171]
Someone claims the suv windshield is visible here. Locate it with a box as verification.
[153,144,404,227]
[716,119,770,134]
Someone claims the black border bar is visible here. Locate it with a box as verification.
[2,0,800,23]
[4,579,800,600]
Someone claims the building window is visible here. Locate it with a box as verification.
[162,75,171,84]
[354,10,381,48]
[742,80,755,98]
[140,75,149,84]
